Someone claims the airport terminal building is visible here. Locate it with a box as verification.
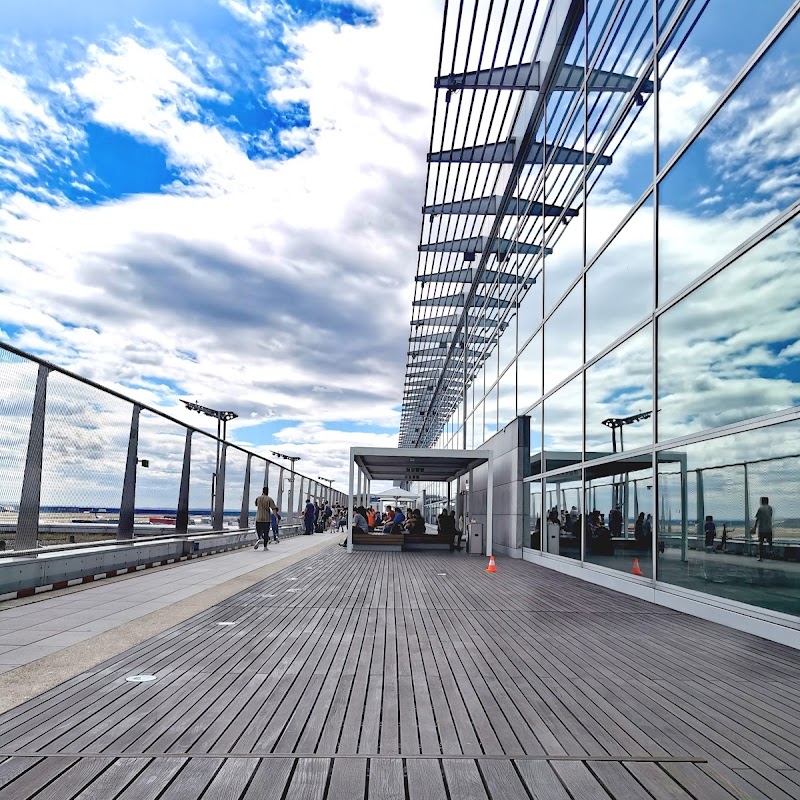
[401,0,800,645]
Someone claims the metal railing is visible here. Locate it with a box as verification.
[0,342,345,551]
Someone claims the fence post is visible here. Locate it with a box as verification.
[175,429,192,534]
[118,405,141,540]
[17,364,50,551]
[240,454,252,530]
[213,444,227,530]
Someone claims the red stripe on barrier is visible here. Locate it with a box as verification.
[106,569,117,578]
[17,587,35,598]
[82,575,94,584]
[52,581,69,590]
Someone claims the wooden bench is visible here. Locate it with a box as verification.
[403,529,459,550]
[352,532,404,551]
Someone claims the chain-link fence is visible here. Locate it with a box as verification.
[0,343,345,551]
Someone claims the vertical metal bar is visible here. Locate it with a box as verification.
[652,0,661,584]
[118,405,141,540]
[276,466,285,511]
[486,453,494,558]
[347,450,355,553]
[680,453,688,562]
[175,429,192,535]
[696,469,705,551]
[213,443,227,530]
[16,364,50,551]
[287,470,295,525]
[263,461,270,492]
[743,463,751,555]
[240,454,252,530]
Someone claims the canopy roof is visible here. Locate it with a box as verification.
[352,446,492,483]
[371,487,420,500]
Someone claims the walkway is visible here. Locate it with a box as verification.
[0,550,799,799]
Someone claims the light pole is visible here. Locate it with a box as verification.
[182,400,238,517]
[318,476,334,501]
[272,452,301,521]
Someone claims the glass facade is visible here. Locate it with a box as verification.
[409,1,800,623]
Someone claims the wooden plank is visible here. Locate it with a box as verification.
[157,757,223,799]
[0,756,75,799]
[441,758,489,800]
[72,757,151,800]
[241,757,294,800]
[199,757,259,800]
[662,762,747,800]
[366,757,404,800]
[326,758,366,800]
[625,762,710,800]
[406,757,446,800]
[113,757,187,800]
[516,759,572,800]
[478,758,531,800]
[27,757,111,800]
[284,757,328,800]
[589,760,668,800]
[552,761,614,800]
[0,757,43,792]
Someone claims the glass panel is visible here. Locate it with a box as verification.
[498,365,516,430]
[518,331,542,414]
[656,421,800,617]
[544,477,582,560]
[529,403,543,478]
[527,479,543,550]
[658,12,800,303]
[657,216,800,442]
[484,386,498,443]
[543,207,584,316]
[658,0,792,169]
[586,460,653,576]
[190,434,217,526]
[543,282,583,393]
[543,374,583,467]
[586,198,653,360]
[517,258,543,345]
[498,309,517,373]
[586,76,654,265]
[586,325,653,460]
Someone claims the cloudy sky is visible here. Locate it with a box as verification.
[0,0,444,492]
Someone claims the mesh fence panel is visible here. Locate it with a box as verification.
[136,411,185,522]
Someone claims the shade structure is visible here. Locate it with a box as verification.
[371,487,421,502]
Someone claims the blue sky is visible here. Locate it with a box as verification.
[0,0,442,489]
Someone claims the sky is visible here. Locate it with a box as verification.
[0,0,444,497]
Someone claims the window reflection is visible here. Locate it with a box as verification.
[544,282,583,393]
[498,366,516,431]
[517,331,542,414]
[586,198,653,359]
[658,12,800,303]
[657,0,791,170]
[586,325,653,459]
[658,215,800,441]
[543,374,583,463]
[656,421,800,617]
[529,403,543,478]
[544,208,584,315]
[527,480,543,550]
[586,461,654,576]
[543,476,582,560]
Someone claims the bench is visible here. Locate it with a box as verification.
[352,532,404,551]
[403,529,458,550]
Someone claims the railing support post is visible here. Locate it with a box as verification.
[175,430,192,535]
[213,444,227,530]
[118,405,141,540]
[240,454,252,530]
[17,364,50,551]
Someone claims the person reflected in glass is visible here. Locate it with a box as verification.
[752,496,774,562]
[704,515,716,553]
[643,513,653,548]
[634,512,645,544]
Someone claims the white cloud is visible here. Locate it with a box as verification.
[0,1,442,492]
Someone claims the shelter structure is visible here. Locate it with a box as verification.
[347,447,493,553]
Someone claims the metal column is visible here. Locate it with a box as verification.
[118,405,141,540]
[16,364,50,551]
[213,443,227,530]
[175,429,192,535]
[240,454,252,530]
[696,469,705,551]
[347,450,355,553]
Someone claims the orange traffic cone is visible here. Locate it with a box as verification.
[631,557,644,576]
[486,555,497,573]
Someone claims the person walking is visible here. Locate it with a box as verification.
[752,496,774,562]
[254,486,277,550]
[271,510,281,543]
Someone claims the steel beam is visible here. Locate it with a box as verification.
[413,293,511,309]
[428,138,610,166]
[175,429,192,535]
[212,443,227,530]
[118,405,141,541]
[240,454,252,531]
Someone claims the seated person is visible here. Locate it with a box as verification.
[404,509,427,535]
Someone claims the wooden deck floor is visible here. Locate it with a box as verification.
[0,549,799,799]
